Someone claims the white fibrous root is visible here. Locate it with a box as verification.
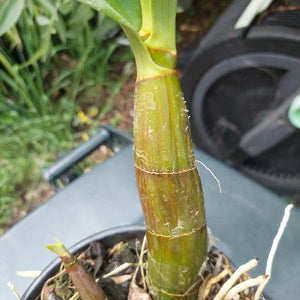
[214,258,259,300]
[254,204,294,300]
[196,160,222,194]
[210,204,293,300]
[7,282,21,300]
[16,270,41,278]
[223,275,268,300]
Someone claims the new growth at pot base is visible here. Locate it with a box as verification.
[40,203,293,300]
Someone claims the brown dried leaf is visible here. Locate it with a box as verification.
[108,241,124,256]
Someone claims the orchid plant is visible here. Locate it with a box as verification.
[45,2,295,300]
[77,1,207,299]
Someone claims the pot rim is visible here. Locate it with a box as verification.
[22,224,146,300]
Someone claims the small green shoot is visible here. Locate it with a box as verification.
[46,238,107,300]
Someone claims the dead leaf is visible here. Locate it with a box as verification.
[108,241,124,256]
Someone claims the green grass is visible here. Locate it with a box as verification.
[0,0,134,233]
[0,0,230,234]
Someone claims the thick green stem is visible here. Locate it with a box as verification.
[134,73,207,299]
[141,0,177,69]
[121,25,169,80]
[144,0,176,53]
[139,0,152,40]
[78,1,208,299]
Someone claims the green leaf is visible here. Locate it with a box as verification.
[79,0,141,32]
[0,0,25,36]
[59,0,74,15]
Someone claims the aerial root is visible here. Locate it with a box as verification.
[199,204,293,300]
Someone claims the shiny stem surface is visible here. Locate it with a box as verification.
[134,73,207,299]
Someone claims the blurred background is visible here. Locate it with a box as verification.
[0,0,230,235]
[2,0,300,236]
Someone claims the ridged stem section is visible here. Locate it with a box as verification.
[134,73,207,299]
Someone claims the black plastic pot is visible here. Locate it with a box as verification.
[22,224,271,300]
[22,224,145,300]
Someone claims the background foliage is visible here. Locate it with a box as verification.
[0,0,133,233]
[0,0,230,234]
